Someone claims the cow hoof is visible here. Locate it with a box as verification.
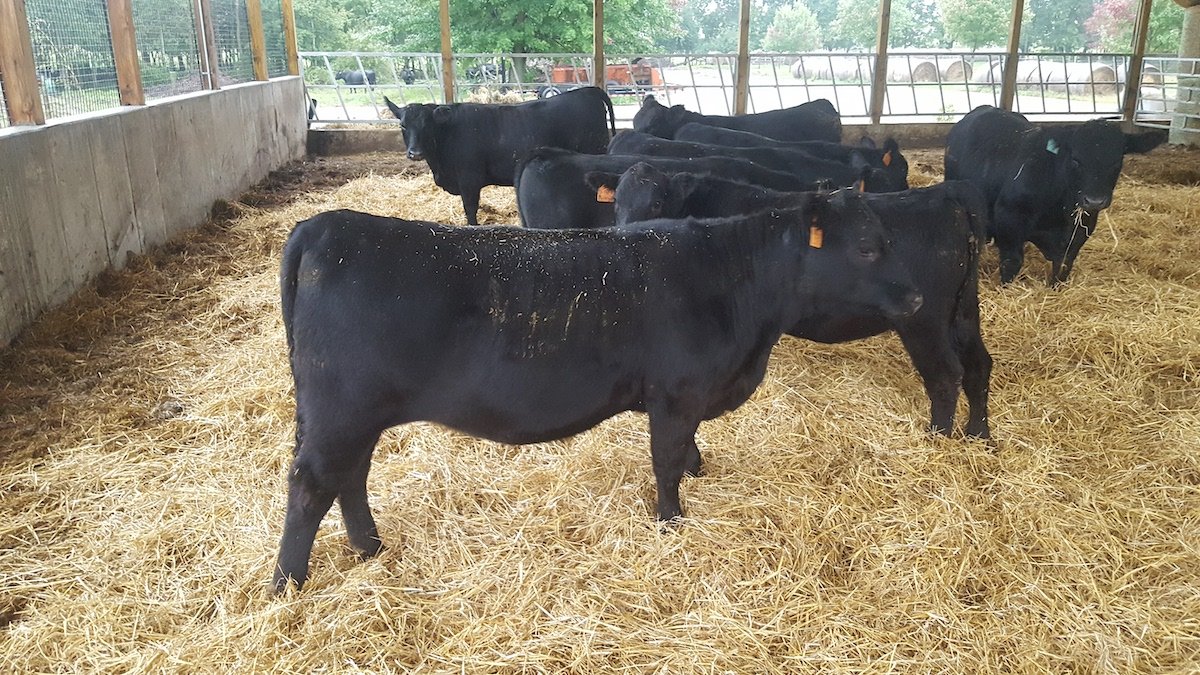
[355,539,384,560]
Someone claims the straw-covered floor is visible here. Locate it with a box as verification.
[1,144,1198,673]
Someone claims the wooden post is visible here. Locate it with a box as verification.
[869,0,892,125]
[106,0,145,105]
[733,0,750,115]
[246,0,269,80]
[0,0,45,124]
[592,0,604,90]
[281,0,300,76]
[1121,0,1154,122]
[439,0,453,103]
[999,0,1026,110]
[194,0,220,89]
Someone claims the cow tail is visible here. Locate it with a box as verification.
[279,219,313,359]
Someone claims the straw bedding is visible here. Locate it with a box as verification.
[1,146,1198,673]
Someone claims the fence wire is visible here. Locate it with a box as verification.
[211,0,254,83]
[26,0,120,119]
[132,0,205,100]
[0,81,9,127]
[261,0,289,77]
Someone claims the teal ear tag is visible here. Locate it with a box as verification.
[1046,138,1060,155]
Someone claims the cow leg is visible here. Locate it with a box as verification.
[461,187,482,227]
[273,426,381,592]
[683,439,703,477]
[993,204,1028,284]
[958,331,993,439]
[647,407,702,521]
[897,326,963,436]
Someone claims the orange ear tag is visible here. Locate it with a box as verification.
[855,179,865,192]
[596,185,615,203]
[882,150,893,167]
[809,226,824,249]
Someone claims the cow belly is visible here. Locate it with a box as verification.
[789,314,890,344]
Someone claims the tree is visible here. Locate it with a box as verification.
[1086,0,1186,54]
[830,0,879,50]
[763,2,821,52]
[293,0,352,51]
[1021,0,1092,52]
[938,0,1010,49]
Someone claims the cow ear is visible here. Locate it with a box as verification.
[583,171,620,192]
[433,105,452,123]
[858,135,878,149]
[1125,129,1166,155]
[383,96,404,123]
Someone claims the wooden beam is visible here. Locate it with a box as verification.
[999,0,1026,110]
[869,0,892,125]
[107,0,145,105]
[439,0,453,103]
[592,0,604,90]
[0,0,46,124]
[733,0,750,115]
[281,0,300,76]
[1121,0,1154,122]
[194,0,220,89]
[246,0,269,80]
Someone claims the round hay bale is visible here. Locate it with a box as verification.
[1141,63,1163,85]
[941,59,971,83]
[1066,63,1117,96]
[910,60,938,83]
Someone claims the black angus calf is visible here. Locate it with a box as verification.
[588,162,991,437]
[633,95,842,142]
[385,86,616,226]
[945,105,1165,285]
[335,69,377,92]
[273,199,923,590]
[516,148,817,230]
[673,123,909,191]
[608,131,891,193]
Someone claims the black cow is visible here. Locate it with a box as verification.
[633,95,842,143]
[335,69,377,92]
[385,87,616,226]
[273,202,922,591]
[607,131,892,192]
[589,162,991,437]
[945,105,1166,285]
[674,123,909,191]
[516,147,818,230]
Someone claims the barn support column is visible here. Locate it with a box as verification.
[194,0,221,89]
[1121,0,1153,122]
[439,0,454,103]
[869,0,892,125]
[999,0,1027,110]
[0,0,45,124]
[733,0,750,115]
[1171,3,1200,146]
[246,0,270,81]
[282,0,300,76]
[108,0,145,106]
[593,0,604,90]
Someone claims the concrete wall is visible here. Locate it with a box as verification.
[0,77,307,347]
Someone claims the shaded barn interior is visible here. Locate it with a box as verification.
[1,143,1198,671]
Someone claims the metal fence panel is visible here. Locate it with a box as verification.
[26,0,120,119]
[211,0,254,83]
[131,0,205,101]
[0,79,8,128]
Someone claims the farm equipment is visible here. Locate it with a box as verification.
[537,59,667,98]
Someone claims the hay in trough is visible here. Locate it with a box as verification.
[1,147,1199,672]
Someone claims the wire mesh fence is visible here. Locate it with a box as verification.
[25,0,120,119]
[261,0,290,77]
[1,81,9,128]
[210,0,255,84]
[132,0,206,101]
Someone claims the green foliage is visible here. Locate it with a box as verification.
[1086,0,1185,54]
[938,0,1011,49]
[763,2,821,51]
[1022,0,1093,52]
[293,0,351,50]
[829,0,879,49]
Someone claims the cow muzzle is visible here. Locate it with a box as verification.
[406,149,424,161]
[1078,195,1111,212]
[884,289,924,319]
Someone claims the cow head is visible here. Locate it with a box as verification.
[585,162,698,226]
[1049,121,1165,214]
[334,70,349,82]
[792,190,923,320]
[385,97,452,163]
[632,95,693,139]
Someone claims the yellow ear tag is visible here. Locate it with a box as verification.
[596,185,615,203]
[855,179,865,192]
[882,150,893,167]
[809,226,824,249]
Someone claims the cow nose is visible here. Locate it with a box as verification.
[904,292,924,316]
[1079,196,1110,212]
[406,150,423,161]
